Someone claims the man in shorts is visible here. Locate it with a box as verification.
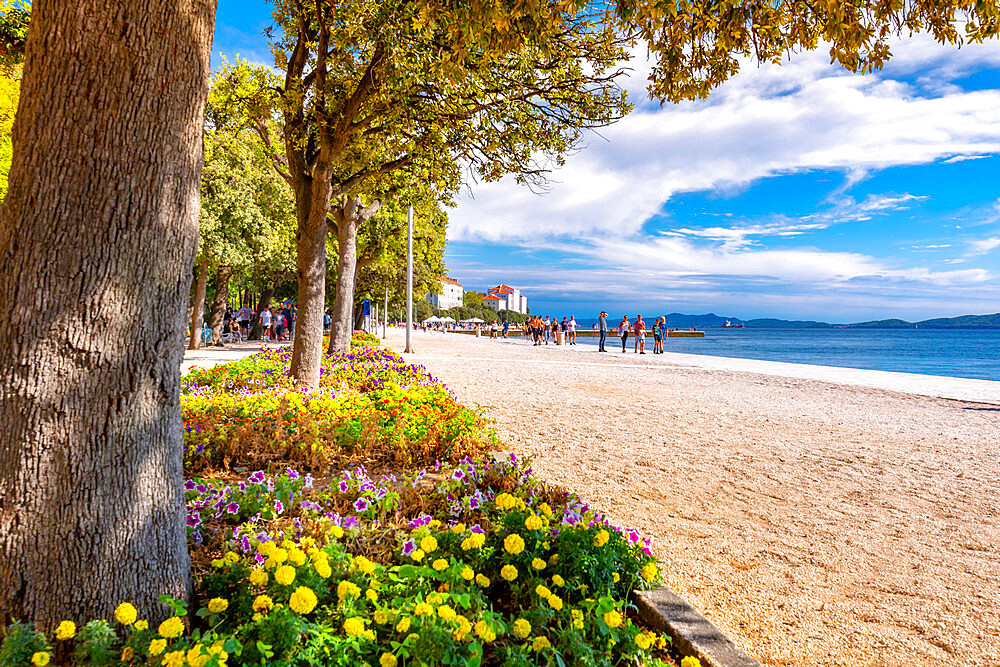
[634,314,646,354]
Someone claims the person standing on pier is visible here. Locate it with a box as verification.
[598,311,608,351]
[618,315,630,353]
[569,315,578,344]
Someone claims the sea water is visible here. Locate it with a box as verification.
[572,328,1000,381]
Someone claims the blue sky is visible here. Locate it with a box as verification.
[213,4,1000,322]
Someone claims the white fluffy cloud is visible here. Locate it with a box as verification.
[449,36,1000,244]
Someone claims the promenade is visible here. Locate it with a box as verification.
[382,329,1000,667]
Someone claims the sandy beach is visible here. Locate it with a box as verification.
[377,329,1000,667]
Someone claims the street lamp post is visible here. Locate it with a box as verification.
[405,205,414,353]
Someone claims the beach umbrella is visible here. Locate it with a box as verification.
[441,316,456,322]
[467,317,484,323]
[423,316,441,323]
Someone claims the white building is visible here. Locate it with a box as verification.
[427,277,464,310]
[483,284,528,314]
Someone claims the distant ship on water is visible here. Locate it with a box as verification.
[723,320,744,328]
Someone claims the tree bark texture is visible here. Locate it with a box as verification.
[208,264,231,345]
[288,172,334,387]
[188,258,209,350]
[329,197,381,354]
[0,0,216,629]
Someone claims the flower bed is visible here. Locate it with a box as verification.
[1,342,684,667]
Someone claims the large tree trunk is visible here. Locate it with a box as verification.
[0,0,215,629]
[329,196,381,354]
[188,258,209,350]
[288,173,334,387]
[250,285,273,341]
[208,264,231,345]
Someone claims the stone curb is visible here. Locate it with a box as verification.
[634,586,762,667]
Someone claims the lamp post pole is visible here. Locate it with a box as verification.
[405,205,414,353]
[383,285,388,339]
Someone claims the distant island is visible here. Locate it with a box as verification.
[659,312,1000,329]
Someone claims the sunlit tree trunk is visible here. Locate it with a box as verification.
[188,258,209,350]
[0,0,216,628]
[329,196,381,354]
[208,264,231,345]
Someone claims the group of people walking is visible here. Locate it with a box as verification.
[226,304,296,342]
[525,315,579,346]
[596,311,671,354]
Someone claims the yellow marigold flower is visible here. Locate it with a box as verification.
[121,646,134,661]
[343,617,366,636]
[635,631,655,650]
[429,519,442,528]
[603,610,623,629]
[338,580,361,599]
[288,548,307,566]
[30,652,49,667]
[525,515,544,530]
[115,602,138,625]
[504,534,525,555]
[207,597,228,614]
[134,620,148,631]
[461,567,474,581]
[512,618,531,639]
[149,638,167,655]
[451,523,466,534]
[410,548,425,562]
[162,651,185,667]
[274,565,296,586]
[613,572,621,583]
[158,616,184,639]
[501,564,518,581]
[437,605,456,622]
[352,555,376,575]
[395,616,411,633]
[374,610,388,625]
[289,586,318,614]
[258,541,275,557]
[532,558,546,570]
[548,553,559,565]
[548,594,563,611]
[535,584,552,599]
[432,558,449,572]
[681,658,703,667]
[420,536,438,553]
[187,645,209,667]
[552,574,565,587]
[593,529,610,547]
[641,562,659,583]
[380,653,398,667]
[475,574,491,587]
[427,592,443,605]
[315,559,332,579]
[571,609,584,629]
[366,588,379,603]
[414,602,433,617]
[249,569,268,586]
[474,620,496,642]
[252,595,273,613]
[539,502,553,517]
[330,525,345,539]
[532,636,551,652]
[271,548,289,564]
[54,620,76,641]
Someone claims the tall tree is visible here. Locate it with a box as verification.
[215,0,630,386]
[0,0,216,629]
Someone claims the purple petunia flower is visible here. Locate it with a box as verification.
[452,469,465,482]
[226,502,239,514]
[402,538,416,555]
[254,552,265,566]
[304,474,314,488]
[339,480,349,493]
[354,497,369,512]
[286,467,299,480]
[274,499,284,514]
[342,516,359,529]
[248,471,265,484]
[470,524,485,534]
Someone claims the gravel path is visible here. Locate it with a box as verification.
[386,329,1000,667]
